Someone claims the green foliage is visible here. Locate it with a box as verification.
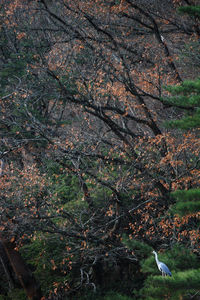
[54,173,81,204]
[7,289,27,300]
[167,110,200,129]
[1,2,200,300]
[162,78,200,129]
[157,268,200,289]
[91,186,113,207]
[138,245,200,299]
[20,234,70,296]
[166,78,200,98]
[140,269,200,300]
[0,34,36,95]
[178,5,200,18]
[136,276,172,300]
[122,236,152,259]
[163,76,200,218]
[171,189,200,215]
[0,56,25,89]
[160,22,200,297]
[163,78,200,105]
[45,160,82,204]
[142,245,199,275]
[79,291,133,300]
[103,292,133,300]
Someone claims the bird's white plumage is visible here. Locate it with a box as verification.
[152,251,172,276]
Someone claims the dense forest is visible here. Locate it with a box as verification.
[0,0,200,299]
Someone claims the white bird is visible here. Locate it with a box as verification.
[152,251,172,277]
[160,35,165,42]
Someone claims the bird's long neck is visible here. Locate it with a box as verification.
[154,252,160,266]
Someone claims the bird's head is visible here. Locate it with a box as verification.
[152,250,156,255]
